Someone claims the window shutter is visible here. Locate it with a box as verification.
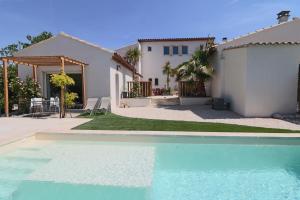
[179,45,182,56]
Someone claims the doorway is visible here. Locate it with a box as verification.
[115,74,120,106]
[46,73,83,104]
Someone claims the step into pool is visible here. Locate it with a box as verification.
[1,136,300,200]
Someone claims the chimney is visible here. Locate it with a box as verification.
[277,11,290,24]
[222,37,228,42]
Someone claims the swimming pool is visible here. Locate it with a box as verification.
[1,136,300,200]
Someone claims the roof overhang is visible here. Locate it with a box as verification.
[1,55,88,67]
[112,53,134,72]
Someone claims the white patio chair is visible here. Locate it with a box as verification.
[30,98,43,116]
[50,97,60,113]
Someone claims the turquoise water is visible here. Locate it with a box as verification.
[1,137,300,200]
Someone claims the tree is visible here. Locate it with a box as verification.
[50,73,75,118]
[0,31,52,114]
[64,92,78,117]
[9,77,41,114]
[0,65,18,114]
[125,47,140,66]
[162,61,175,90]
[175,45,215,96]
[0,31,52,56]
[125,48,140,79]
[23,31,53,48]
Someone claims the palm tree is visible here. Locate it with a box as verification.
[175,47,214,96]
[162,61,174,89]
[125,48,140,80]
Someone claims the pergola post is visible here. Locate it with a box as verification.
[60,57,65,73]
[81,65,86,107]
[60,57,65,118]
[32,65,38,81]
[2,59,9,117]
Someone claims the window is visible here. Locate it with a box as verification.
[163,46,170,55]
[182,46,188,55]
[148,78,152,82]
[173,46,179,55]
[148,46,152,52]
[155,78,159,86]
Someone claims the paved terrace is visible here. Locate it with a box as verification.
[114,105,300,131]
[0,116,91,145]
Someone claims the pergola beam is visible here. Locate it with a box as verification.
[2,56,87,67]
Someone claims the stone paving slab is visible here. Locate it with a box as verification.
[0,117,91,146]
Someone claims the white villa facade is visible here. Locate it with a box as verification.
[117,38,214,89]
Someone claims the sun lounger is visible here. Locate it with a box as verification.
[93,97,111,115]
[83,98,100,115]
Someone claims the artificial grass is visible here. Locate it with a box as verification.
[74,113,299,133]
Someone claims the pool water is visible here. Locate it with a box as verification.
[1,137,300,200]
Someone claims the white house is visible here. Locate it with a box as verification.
[16,32,134,109]
[211,11,300,117]
[117,37,214,89]
[13,11,300,118]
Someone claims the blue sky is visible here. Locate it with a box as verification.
[0,0,299,49]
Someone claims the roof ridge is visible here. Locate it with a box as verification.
[115,43,138,51]
[221,18,300,45]
[14,32,115,56]
[58,32,114,53]
[14,35,56,56]
[224,41,300,50]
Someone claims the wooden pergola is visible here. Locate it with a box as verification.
[1,56,88,117]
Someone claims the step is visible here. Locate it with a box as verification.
[151,98,180,106]
[0,167,33,180]
[0,179,21,200]
[0,157,51,170]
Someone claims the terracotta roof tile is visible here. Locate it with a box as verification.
[138,37,215,42]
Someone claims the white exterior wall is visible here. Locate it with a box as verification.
[211,18,300,98]
[244,45,300,117]
[16,33,132,104]
[222,45,300,117]
[222,48,248,116]
[110,65,133,109]
[139,40,208,89]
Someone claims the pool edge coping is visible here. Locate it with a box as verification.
[36,130,300,139]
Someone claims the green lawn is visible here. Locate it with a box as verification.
[74,113,299,133]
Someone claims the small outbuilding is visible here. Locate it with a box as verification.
[211,14,300,117]
[10,32,134,114]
